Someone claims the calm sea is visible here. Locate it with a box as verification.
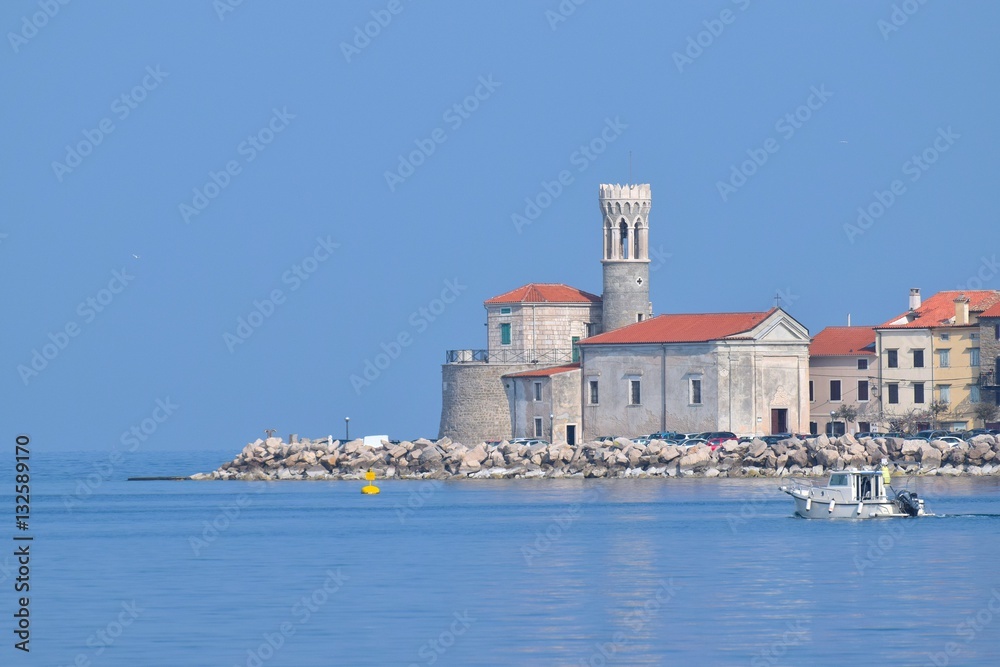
[5,449,1000,666]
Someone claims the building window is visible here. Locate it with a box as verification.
[913,349,924,368]
[589,380,599,405]
[914,382,925,404]
[938,385,951,404]
[995,324,999,339]
[858,380,869,402]
[971,385,981,402]
[857,359,868,370]
[971,333,980,340]
[971,348,981,367]
[571,336,581,362]
[830,380,842,402]
[888,383,899,404]
[533,381,542,401]
[586,323,597,337]
[809,380,814,402]
[690,378,702,405]
[939,349,950,368]
[887,349,898,368]
[500,307,511,315]
[500,323,511,346]
[534,417,543,438]
[940,333,950,341]
[859,421,871,433]
[809,422,818,435]
[629,379,641,405]
[637,313,643,322]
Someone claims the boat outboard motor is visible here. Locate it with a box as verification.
[895,490,921,517]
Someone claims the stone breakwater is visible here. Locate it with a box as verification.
[192,433,1000,480]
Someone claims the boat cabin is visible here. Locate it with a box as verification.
[826,471,886,502]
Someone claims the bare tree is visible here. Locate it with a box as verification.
[971,402,1000,427]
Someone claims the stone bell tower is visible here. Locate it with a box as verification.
[600,183,652,331]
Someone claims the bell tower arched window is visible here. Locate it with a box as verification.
[619,220,629,259]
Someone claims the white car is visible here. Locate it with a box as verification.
[936,436,964,447]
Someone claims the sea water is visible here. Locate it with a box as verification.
[5,449,1000,666]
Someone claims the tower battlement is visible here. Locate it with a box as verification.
[599,183,651,201]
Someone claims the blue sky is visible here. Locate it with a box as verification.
[3,1,998,451]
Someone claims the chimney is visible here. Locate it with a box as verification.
[954,294,970,325]
[909,288,921,311]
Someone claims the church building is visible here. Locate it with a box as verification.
[438,183,811,445]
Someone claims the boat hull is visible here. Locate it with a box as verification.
[787,491,910,519]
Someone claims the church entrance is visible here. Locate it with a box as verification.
[566,424,577,445]
[770,408,788,434]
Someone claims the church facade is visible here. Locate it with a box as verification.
[439,183,811,445]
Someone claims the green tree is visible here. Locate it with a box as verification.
[971,401,1000,427]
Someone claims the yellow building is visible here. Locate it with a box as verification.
[877,289,1000,431]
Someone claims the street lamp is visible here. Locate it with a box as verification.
[550,413,555,443]
[830,411,837,437]
[345,417,350,442]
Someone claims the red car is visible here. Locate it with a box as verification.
[704,432,738,450]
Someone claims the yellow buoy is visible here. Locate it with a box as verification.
[361,468,380,495]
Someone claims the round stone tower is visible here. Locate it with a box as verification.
[600,183,652,331]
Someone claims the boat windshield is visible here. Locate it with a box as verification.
[829,474,849,486]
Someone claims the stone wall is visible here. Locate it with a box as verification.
[980,315,1000,405]
[438,362,536,444]
[601,261,650,332]
[486,303,602,353]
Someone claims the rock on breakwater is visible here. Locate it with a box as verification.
[191,433,1000,480]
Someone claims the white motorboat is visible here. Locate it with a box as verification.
[779,468,925,519]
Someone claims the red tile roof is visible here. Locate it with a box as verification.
[503,363,581,378]
[878,290,1000,328]
[981,302,1000,318]
[810,326,876,356]
[579,310,776,345]
[485,283,601,305]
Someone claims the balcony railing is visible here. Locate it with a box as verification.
[445,348,576,365]
[981,366,998,388]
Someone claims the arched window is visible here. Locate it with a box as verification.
[634,220,642,260]
[619,220,629,259]
[605,221,612,259]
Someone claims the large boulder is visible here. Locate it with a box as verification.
[679,445,711,471]
[919,443,942,469]
[816,448,841,469]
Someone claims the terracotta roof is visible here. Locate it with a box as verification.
[981,302,1000,318]
[810,326,876,356]
[503,363,581,378]
[485,283,601,305]
[579,310,776,345]
[878,290,1000,328]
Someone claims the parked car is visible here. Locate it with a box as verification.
[510,438,549,446]
[648,431,685,441]
[631,437,651,446]
[760,434,794,446]
[937,436,964,447]
[960,428,996,441]
[595,436,619,443]
[914,430,949,441]
[677,438,708,448]
[703,431,738,450]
